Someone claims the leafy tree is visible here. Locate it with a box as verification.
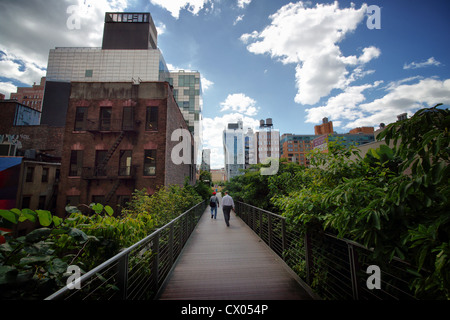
[273,105,449,299]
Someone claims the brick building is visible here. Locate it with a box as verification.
[56,81,195,215]
[10,77,46,112]
[280,134,318,166]
[314,117,334,135]
[349,126,374,134]
[0,99,63,160]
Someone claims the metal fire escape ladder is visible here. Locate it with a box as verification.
[98,131,126,170]
[105,179,121,204]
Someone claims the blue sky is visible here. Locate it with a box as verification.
[1,0,449,169]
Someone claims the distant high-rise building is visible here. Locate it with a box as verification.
[223,120,246,180]
[256,118,279,165]
[167,70,203,166]
[244,128,256,169]
[200,149,211,172]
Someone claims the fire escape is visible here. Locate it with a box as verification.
[82,106,139,206]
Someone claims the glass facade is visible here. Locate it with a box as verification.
[167,71,203,166]
[46,47,168,83]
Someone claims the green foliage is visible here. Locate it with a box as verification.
[228,105,449,299]
[225,160,306,211]
[0,209,90,299]
[0,184,205,299]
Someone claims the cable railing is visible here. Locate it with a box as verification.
[45,200,206,300]
[235,201,424,300]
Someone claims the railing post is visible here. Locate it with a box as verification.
[281,218,286,258]
[348,243,360,300]
[169,223,174,268]
[259,210,263,238]
[116,253,129,299]
[268,214,273,250]
[151,232,160,294]
[304,230,313,286]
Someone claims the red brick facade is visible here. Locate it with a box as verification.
[56,82,195,215]
[10,77,46,112]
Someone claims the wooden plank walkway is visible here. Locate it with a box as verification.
[157,194,315,300]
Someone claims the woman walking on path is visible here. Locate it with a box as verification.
[221,191,235,227]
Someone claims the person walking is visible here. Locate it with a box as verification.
[221,191,235,227]
[209,192,219,219]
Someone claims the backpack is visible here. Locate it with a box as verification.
[210,196,217,207]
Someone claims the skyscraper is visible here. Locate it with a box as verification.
[167,70,203,166]
[223,120,245,180]
[223,120,257,180]
[256,118,279,165]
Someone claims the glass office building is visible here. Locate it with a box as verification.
[167,71,203,166]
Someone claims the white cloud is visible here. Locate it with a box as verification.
[0,50,46,89]
[305,81,383,127]
[343,78,450,129]
[201,76,214,91]
[149,0,211,19]
[220,93,259,116]
[234,14,244,26]
[237,0,252,9]
[358,46,381,64]
[0,0,128,88]
[403,57,442,70]
[202,113,259,169]
[0,81,18,99]
[241,1,380,105]
[156,22,166,35]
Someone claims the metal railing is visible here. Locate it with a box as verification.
[85,119,139,132]
[45,200,206,300]
[235,201,423,300]
[81,165,138,179]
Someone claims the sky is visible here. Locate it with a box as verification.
[1,0,449,169]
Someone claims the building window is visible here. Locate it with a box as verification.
[42,168,49,182]
[39,196,46,209]
[69,150,83,176]
[143,149,156,176]
[22,196,31,208]
[66,196,80,206]
[99,107,112,131]
[122,107,134,130]
[26,167,34,182]
[74,107,88,131]
[119,150,132,176]
[85,69,93,77]
[0,143,16,156]
[145,106,158,130]
[92,195,105,204]
[117,195,131,209]
[95,150,108,176]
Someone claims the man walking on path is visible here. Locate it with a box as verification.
[221,191,235,227]
[209,192,219,219]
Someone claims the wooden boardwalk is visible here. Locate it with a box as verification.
[157,194,315,300]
